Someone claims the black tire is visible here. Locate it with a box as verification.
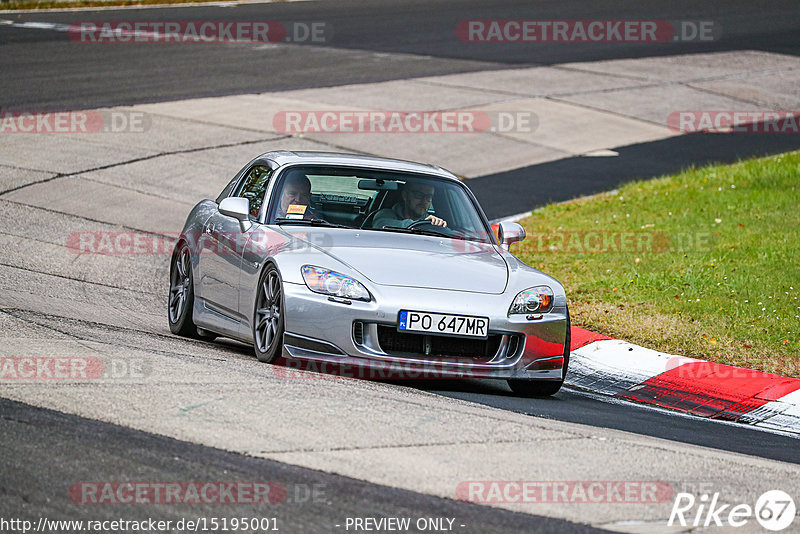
[507,313,571,397]
[168,242,199,337]
[253,265,285,363]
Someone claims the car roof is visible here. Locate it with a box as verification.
[256,151,461,181]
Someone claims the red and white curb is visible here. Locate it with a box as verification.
[567,327,800,436]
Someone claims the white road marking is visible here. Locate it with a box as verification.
[583,149,619,157]
[9,21,72,31]
[0,0,294,15]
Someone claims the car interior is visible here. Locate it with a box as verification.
[245,165,491,242]
[305,176,441,229]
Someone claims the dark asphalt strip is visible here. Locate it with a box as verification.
[4,0,799,62]
[413,381,800,464]
[475,130,800,220]
[2,0,799,110]
[0,397,606,533]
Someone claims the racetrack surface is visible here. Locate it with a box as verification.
[422,382,800,465]
[477,130,800,220]
[2,1,800,531]
[1,397,601,534]
[1,0,800,110]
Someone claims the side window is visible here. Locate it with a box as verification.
[216,173,241,203]
[235,165,273,217]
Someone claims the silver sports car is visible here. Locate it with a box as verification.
[169,151,570,396]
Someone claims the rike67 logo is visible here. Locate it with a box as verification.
[669,490,796,531]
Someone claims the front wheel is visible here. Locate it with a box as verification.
[168,243,198,337]
[253,265,285,363]
[507,314,571,397]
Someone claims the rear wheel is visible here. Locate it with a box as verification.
[507,314,571,397]
[253,265,285,363]
[168,243,198,337]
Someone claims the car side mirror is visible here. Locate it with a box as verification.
[497,221,526,251]
[219,197,252,231]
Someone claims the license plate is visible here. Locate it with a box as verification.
[398,310,489,339]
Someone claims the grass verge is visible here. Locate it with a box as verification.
[512,150,800,377]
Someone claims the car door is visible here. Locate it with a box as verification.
[197,165,273,330]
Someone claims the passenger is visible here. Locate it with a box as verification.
[371,182,447,228]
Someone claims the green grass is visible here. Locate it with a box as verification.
[512,150,800,377]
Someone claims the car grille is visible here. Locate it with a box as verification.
[376,325,505,360]
[352,321,364,345]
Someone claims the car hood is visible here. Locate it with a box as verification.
[281,227,508,294]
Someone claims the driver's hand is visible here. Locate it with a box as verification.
[426,214,447,227]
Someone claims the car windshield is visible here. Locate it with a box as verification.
[267,165,494,244]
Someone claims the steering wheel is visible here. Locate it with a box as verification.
[408,219,436,229]
[407,219,459,237]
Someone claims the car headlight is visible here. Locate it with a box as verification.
[509,286,554,315]
[301,265,371,301]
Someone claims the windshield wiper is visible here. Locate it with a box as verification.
[378,225,449,238]
[275,218,349,229]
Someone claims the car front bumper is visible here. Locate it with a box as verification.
[280,281,568,381]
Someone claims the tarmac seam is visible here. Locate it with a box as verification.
[0,135,291,197]
[413,77,548,99]
[543,94,672,130]
[0,229,95,256]
[0,308,110,354]
[416,75,657,99]
[258,436,585,455]
[127,110,291,137]
[0,162,61,175]
[549,78,760,105]
[0,197,185,238]
[76,174,197,206]
[0,308,228,358]
[683,83,779,107]
[0,261,160,296]
[550,62,800,84]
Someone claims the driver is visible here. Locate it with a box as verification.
[371,182,447,228]
[275,174,318,220]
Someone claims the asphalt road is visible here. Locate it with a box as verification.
[2,0,800,530]
[420,382,800,465]
[1,0,800,110]
[479,129,800,220]
[0,397,602,534]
